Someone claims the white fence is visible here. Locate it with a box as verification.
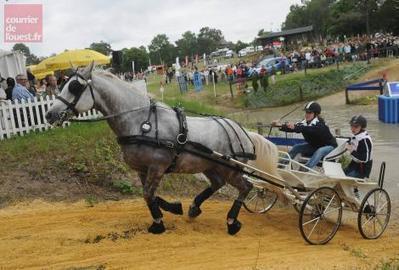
[0,95,102,140]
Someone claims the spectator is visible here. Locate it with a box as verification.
[259,65,269,92]
[26,80,37,97]
[57,71,69,86]
[46,75,60,96]
[5,77,15,100]
[37,78,47,96]
[0,77,6,100]
[12,74,34,102]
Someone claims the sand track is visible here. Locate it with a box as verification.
[0,199,397,270]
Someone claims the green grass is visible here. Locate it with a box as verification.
[350,95,378,105]
[245,63,371,108]
[0,122,132,186]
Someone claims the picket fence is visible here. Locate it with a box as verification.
[0,95,102,140]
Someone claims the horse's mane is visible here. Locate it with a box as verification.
[92,69,149,98]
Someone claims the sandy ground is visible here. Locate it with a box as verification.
[0,199,397,270]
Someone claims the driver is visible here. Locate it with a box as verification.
[272,101,337,169]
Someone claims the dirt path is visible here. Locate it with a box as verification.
[0,199,397,270]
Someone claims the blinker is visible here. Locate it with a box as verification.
[69,80,86,96]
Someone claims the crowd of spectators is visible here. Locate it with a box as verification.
[164,34,399,95]
[0,70,69,103]
[282,33,399,71]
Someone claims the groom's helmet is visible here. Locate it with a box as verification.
[349,115,367,129]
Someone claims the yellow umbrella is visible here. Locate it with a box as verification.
[45,49,110,70]
[29,56,56,74]
[32,70,54,80]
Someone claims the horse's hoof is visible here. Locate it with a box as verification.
[227,219,242,235]
[168,202,183,215]
[148,221,165,234]
[188,205,202,218]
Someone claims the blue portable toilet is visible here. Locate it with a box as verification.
[378,81,399,123]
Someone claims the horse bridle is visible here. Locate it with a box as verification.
[56,73,96,116]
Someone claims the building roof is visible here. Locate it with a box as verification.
[258,25,314,40]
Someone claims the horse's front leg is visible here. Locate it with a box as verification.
[140,169,183,235]
[141,168,165,234]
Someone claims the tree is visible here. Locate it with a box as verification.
[89,41,112,56]
[197,27,225,55]
[328,0,364,36]
[175,31,198,59]
[376,0,399,35]
[12,43,40,65]
[121,47,149,73]
[139,45,147,53]
[282,4,309,30]
[148,34,176,65]
[234,40,249,53]
[283,0,335,37]
[12,43,30,55]
[258,29,266,37]
[283,0,394,37]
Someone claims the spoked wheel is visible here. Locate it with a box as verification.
[243,186,278,214]
[299,187,342,245]
[293,203,301,213]
[358,188,391,239]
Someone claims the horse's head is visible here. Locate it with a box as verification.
[46,62,96,126]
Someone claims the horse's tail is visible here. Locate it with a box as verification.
[247,131,279,177]
[247,132,289,205]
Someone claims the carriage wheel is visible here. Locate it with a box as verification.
[299,187,342,245]
[293,203,301,214]
[243,186,278,214]
[358,188,391,239]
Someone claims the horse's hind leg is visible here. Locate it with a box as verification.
[188,170,225,218]
[225,172,253,235]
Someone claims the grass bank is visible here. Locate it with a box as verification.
[0,122,208,206]
[244,63,371,108]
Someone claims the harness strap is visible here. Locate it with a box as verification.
[231,119,256,156]
[173,106,188,145]
[211,117,236,159]
[220,118,246,156]
[210,116,256,160]
[117,135,175,149]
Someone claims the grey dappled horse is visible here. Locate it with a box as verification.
[46,63,279,235]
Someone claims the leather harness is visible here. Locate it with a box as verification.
[117,102,255,173]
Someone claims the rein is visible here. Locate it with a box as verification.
[267,102,305,138]
[70,104,152,123]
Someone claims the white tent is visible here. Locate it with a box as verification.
[0,49,26,80]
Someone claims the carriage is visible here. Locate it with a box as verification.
[241,137,391,245]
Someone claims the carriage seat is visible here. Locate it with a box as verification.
[322,161,346,177]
